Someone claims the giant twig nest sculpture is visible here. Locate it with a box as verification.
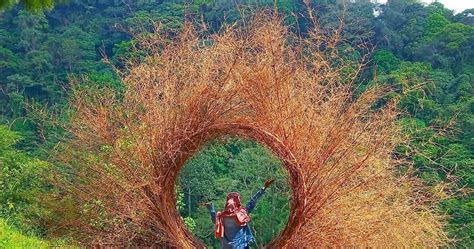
[54,15,447,247]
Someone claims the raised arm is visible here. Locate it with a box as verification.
[245,186,266,213]
[246,179,274,213]
[206,203,217,224]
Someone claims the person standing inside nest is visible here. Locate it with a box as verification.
[200,179,275,249]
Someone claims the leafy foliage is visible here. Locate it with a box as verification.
[0,125,47,233]
[178,138,290,247]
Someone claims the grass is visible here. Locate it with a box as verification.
[0,219,49,248]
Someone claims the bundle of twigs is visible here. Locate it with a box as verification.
[51,13,447,247]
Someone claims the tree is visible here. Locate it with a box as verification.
[0,0,63,12]
[56,26,97,72]
[379,60,473,247]
[0,125,48,233]
[373,49,401,74]
[14,11,49,52]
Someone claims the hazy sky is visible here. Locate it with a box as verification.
[377,0,474,13]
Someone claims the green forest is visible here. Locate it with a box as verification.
[0,0,472,247]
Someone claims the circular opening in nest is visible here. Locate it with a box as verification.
[177,136,292,247]
[162,123,306,248]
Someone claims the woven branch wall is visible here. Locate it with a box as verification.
[54,16,447,247]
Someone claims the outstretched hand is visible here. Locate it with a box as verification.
[264,178,275,189]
